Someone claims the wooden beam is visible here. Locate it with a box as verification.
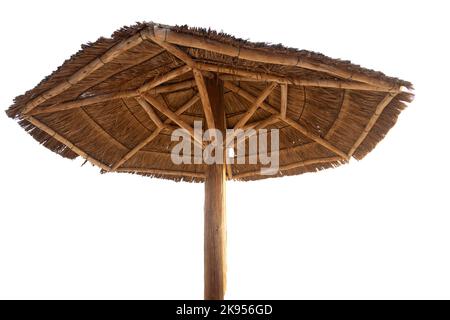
[151,26,397,90]
[233,156,343,179]
[143,31,196,67]
[146,79,197,95]
[111,128,163,171]
[170,94,200,119]
[28,90,138,116]
[22,32,146,115]
[200,63,396,92]
[135,96,164,128]
[233,83,277,130]
[137,65,192,93]
[219,73,399,92]
[25,116,111,171]
[117,167,205,179]
[224,82,279,115]
[224,82,348,159]
[29,77,197,116]
[143,94,203,146]
[193,69,216,130]
[280,84,288,119]
[348,93,397,157]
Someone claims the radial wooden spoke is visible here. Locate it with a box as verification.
[143,94,203,147]
[199,63,397,92]
[117,167,205,179]
[28,90,138,116]
[151,25,399,90]
[137,65,192,93]
[193,69,216,130]
[135,96,164,128]
[146,79,197,95]
[280,84,288,119]
[25,116,111,171]
[143,31,196,67]
[233,156,343,179]
[22,32,146,115]
[224,82,279,115]
[348,93,398,157]
[29,78,198,116]
[233,83,277,130]
[111,128,163,171]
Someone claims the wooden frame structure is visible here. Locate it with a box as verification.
[17,24,407,300]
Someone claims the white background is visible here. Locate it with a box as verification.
[0,0,449,299]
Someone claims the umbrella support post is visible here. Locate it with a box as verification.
[203,76,227,300]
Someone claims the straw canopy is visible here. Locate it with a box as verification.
[6,22,413,182]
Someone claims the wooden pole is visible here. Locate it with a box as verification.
[203,75,227,300]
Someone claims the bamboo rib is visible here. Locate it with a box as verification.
[193,69,216,129]
[200,63,398,92]
[111,128,163,171]
[233,156,343,179]
[22,32,145,115]
[143,94,204,146]
[233,83,277,130]
[137,65,192,93]
[224,82,279,115]
[348,93,397,157]
[224,82,348,160]
[135,96,164,128]
[117,167,205,179]
[143,31,196,67]
[25,116,111,171]
[28,90,138,116]
[146,79,197,95]
[28,77,197,116]
[280,84,288,119]
[152,26,397,90]
[171,94,200,118]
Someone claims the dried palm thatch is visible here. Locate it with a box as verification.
[6,22,413,183]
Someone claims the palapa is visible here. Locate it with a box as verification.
[5,22,414,299]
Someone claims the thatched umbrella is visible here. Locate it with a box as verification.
[6,22,413,299]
